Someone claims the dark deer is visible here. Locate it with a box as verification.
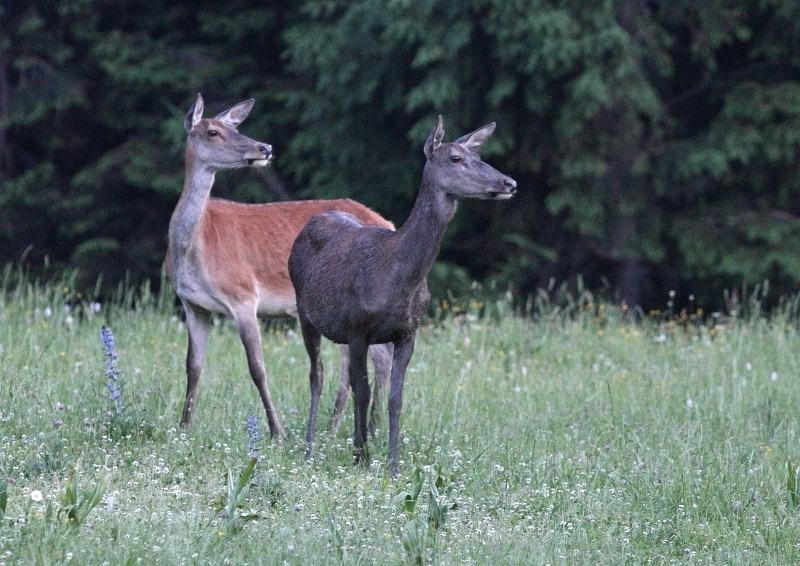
[165,94,394,436]
[289,116,517,475]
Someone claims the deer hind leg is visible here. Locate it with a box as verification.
[181,304,212,426]
[348,337,371,467]
[329,342,393,437]
[368,343,393,436]
[328,344,351,436]
[234,311,284,440]
[300,318,323,460]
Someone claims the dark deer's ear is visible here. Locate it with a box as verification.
[185,93,204,132]
[454,122,496,153]
[214,98,255,128]
[424,115,445,159]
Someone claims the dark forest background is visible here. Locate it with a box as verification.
[1,0,799,310]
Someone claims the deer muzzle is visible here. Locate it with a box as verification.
[488,176,517,200]
[245,143,273,167]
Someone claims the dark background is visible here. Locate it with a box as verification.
[1,0,799,310]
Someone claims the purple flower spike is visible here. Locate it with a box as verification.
[100,325,124,415]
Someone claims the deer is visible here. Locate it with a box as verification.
[289,115,517,475]
[165,93,394,438]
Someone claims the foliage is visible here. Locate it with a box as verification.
[1,1,800,308]
[0,274,800,563]
[391,465,459,565]
[57,460,110,528]
[212,457,262,534]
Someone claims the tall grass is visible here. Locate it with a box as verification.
[1,269,799,565]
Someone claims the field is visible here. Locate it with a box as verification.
[1,269,800,565]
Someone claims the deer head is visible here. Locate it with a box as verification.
[184,93,272,170]
[423,115,516,200]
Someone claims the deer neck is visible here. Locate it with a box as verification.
[169,151,216,255]
[393,173,457,284]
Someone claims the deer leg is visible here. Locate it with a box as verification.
[330,343,394,437]
[181,305,211,426]
[235,312,284,440]
[387,334,415,477]
[328,344,351,436]
[300,319,323,460]
[368,343,393,436]
[349,338,371,467]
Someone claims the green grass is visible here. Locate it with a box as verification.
[1,268,800,565]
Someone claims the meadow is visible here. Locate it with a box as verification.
[1,267,800,565]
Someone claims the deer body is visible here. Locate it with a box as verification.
[167,94,393,436]
[289,116,516,474]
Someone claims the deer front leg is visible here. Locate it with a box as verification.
[235,311,284,440]
[301,319,324,460]
[388,334,415,477]
[181,304,211,426]
[348,338,371,466]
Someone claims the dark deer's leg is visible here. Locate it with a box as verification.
[329,344,351,436]
[368,343,393,436]
[301,319,324,459]
[181,305,211,426]
[388,334,415,477]
[348,337,371,466]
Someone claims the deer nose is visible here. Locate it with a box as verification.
[259,143,272,157]
[504,177,517,192]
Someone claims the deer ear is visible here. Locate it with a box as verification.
[424,115,445,159]
[185,93,204,132]
[453,122,496,152]
[215,98,255,128]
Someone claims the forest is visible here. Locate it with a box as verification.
[1,0,799,309]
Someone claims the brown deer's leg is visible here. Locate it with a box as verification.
[235,311,284,439]
[181,305,211,426]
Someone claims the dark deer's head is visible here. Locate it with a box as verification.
[423,115,517,200]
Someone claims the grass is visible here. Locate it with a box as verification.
[1,266,800,565]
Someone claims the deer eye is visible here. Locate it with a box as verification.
[207,129,219,137]
[450,155,462,163]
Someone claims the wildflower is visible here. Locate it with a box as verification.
[30,490,44,502]
[246,410,260,460]
[100,325,124,415]
[770,372,778,381]
[686,399,694,409]
[54,419,63,427]
[90,302,101,313]
[55,402,64,410]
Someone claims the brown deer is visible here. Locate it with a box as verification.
[165,94,394,437]
[289,116,516,474]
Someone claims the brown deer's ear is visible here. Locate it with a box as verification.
[424,115,445,159]
[185,93,204,132]
[214,98,255,128]
[453,122,496,153]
